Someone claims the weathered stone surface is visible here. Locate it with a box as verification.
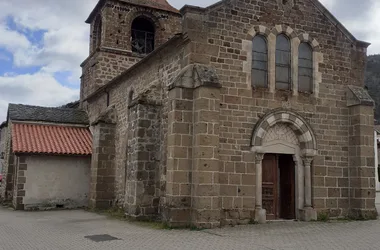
[75,0,375,229]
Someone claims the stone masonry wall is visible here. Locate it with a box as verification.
[87,37,187,207]
[0,125,8,198]
[81,50,140,103]
[89,122,116,209]
[125,100,161,219]
[0,124,15,202]
[181,0,370,221]
[80,0,181,102]
[348,104,377,219]
[12,155,26,210]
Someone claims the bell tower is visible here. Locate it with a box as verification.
[80,0,181,104]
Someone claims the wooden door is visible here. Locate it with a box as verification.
[262,154,278,220]
[279,154,295,219]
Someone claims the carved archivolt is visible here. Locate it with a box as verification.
[263,123,299,146]
[251,109,317,156]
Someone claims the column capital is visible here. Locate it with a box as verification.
[302,156,313,166]
[255,153,265,163]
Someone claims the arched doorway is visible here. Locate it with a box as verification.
[251,109,317,223]
[131,16,155,55]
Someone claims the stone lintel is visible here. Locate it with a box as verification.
[346,85,374,107]
[168,64,221,91]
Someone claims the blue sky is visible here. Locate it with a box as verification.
[0,0,379,122]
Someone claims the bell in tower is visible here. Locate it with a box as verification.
[80,0,181,104]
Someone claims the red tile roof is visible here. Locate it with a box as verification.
[12,123,92,156]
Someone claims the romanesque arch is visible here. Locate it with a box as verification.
[271,25,298,38]
[251,109,318,223]
[297,33,321,52]
[247,25,271,40]
[251,109,317,156]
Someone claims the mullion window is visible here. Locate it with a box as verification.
[298,43,313,93]
[252,36,268,88]
[275,34,291,90]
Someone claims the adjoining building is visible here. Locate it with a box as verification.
[1,0,377,228]
[0,104,91,210]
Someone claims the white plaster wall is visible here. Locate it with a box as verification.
[375,131,380,192]
[23,155,90,209]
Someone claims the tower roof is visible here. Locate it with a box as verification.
[122,0,179,13]
[86,0,179,24]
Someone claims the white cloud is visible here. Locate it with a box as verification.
[0,72,79,121]
[0,23,31,52]
[0,0,95,82]
[319,0,337,10]
[0,0,378,123]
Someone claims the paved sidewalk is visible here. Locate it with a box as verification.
[0,207,379,250]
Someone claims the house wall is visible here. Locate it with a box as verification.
[0,127,7,174]
[18,155,90,210]
[0,124,15,201]
[375,131,380,192]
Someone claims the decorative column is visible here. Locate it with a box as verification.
[300,156,317,221]
[254,153,266,223]
[303,157,313,208]
[293,155,304,219]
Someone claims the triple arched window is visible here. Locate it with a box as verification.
[275,34,291,90]
[252,36,268,88]
[251,34,313,93]
[298,43,313,93]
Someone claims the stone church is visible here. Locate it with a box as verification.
[2,0,378,228]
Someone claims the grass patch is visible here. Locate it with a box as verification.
[248,219,258,225]
[317,212,329,222]
[86,207,172,230]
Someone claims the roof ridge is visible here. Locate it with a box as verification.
[8,103,86,112]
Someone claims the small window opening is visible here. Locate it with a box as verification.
[106,92,110,107]
[298,42,313,93]
[252,35,268,88]
[91,16,102,51]
[56,204,64,208]
[131,17,155,54]
[128,90,134,106]
[275,34,291,90]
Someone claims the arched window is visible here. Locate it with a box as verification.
[92,16,102,51]
[131,17,155,55]
[298,43,313,93]
[276,34,291,90]
[128,90,134,106]
[252,35,268,88]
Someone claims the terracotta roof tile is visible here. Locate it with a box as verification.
[12,123,92,156]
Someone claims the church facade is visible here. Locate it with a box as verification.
[80,0,377,228]
[1,0,376,229]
